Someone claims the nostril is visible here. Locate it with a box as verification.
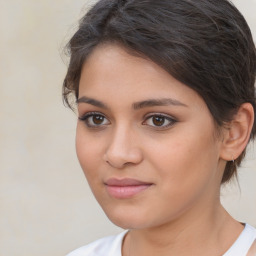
[103,137,143,168]
[105,159,128,169]
[105,153,143,169]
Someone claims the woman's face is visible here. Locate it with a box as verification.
[76,44,226,229]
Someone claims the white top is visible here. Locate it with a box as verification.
[67,224,256,256]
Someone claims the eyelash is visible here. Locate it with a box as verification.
[78,112,110,128]
[78,112,177,129]
[143,114,177,129]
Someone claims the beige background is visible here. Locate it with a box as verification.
[0,0,255,255]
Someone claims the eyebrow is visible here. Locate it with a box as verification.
[76,96,187,110]
[76,96,108,109]
[132,98,188,109]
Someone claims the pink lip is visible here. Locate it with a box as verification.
[104,178,153,199]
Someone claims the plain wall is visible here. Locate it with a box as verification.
[0,0,255,255]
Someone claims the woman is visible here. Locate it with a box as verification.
[63,0,256,255]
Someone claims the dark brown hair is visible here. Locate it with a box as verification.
[63,0,256,183]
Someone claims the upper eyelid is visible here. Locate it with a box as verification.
[78,111,108,119]
[143,112,176,120]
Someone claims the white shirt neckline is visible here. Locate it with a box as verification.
[223,224,256,256]
[119,224,256,256]
[67,223,256,256]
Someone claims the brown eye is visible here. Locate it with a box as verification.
[93,115,105,125]
[152,116,165,126]
[79,112,110,128]
[143,114,176,129]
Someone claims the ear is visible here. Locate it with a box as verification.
[220,103,254,161]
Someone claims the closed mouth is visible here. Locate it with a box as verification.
[104,178,153,199]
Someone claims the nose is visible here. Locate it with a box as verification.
[103,126,143,169]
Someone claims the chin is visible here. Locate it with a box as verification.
[109,216,149,230]
[102,205,149,230]
[103,205,163,230]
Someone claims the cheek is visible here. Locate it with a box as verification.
[143,138,220,223]
[75,126,103,179]
[146,127,220,194]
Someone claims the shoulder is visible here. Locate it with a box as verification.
[66,231,128,256]
[224,224,256,256]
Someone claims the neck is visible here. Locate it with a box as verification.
[123,201,243,256]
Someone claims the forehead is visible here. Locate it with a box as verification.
[79,43,206,111]
[82,43,160,83]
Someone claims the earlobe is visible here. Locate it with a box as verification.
[220,103,254,161]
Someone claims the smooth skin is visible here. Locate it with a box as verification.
[76,43,254,256]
